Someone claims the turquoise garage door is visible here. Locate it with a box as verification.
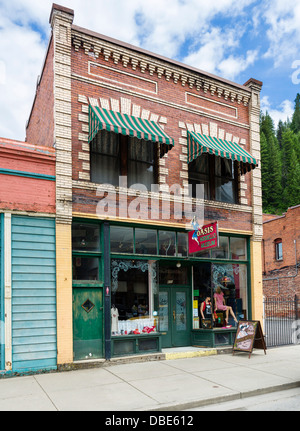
[11,216,57,373]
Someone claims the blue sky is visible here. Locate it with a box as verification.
[0,0,300,141]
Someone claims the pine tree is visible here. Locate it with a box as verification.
[291,93,300,133]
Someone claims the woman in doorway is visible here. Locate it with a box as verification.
[214,286,238,325]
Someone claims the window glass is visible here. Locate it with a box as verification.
[230,237,247,260]
[275,240,283,260]
[177,232,188,257]
[215,158,237,204]
[135,228,157,255]
[72,257,99,281]
[72,223,100,252]
[90,130,120,186]
[128,138,155,190]
[158,231,176,256]
[212,263,248,322]
[159,266,188,285]
[188,154,209,199]
[110,226,134,253]
[211,236,229,259]
[111,260,158,335]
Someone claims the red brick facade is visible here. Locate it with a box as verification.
[263,205,300,297]
[0,138,56,214]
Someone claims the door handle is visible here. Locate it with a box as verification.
[173,310,176,321]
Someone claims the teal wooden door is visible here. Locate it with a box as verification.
[11,216,57,373]
[73,287,104,361]
[159,287,191,348]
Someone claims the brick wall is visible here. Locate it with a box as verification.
[0,138,56,213]
[26,38,55,148]
[263,205,300,297]
[70,33,255,232]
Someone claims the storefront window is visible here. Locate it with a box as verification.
[135,228,157,255]
[192,262,248,328]
[111,259,158,335]
[72,257,100,281]
[158,231,176,256]
[177,232,188,257]
[72,223,100,252]
[212,263,248,322]
[230,237,247,260]
[110,226,134,253]
[211,236,229,259]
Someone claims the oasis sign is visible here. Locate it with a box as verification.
[188,221,219,254]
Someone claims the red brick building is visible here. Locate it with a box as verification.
[263,205,300,297]
[25,4,264,365]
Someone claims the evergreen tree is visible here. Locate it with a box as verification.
[291,93,300,133]
[260,112,283,212]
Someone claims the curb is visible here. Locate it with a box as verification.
[145,381,300,411]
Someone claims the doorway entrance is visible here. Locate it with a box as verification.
[73,287,104,361]
[158,286,191,348]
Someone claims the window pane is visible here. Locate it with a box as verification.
[215,178,236,203]
[212,263,248,322]
[276,242,283,260]
[211,236,229,259]
[135,229,157,255]
[159,266,188,285]
[158,231,176,256]
[110,226,133,253]
[188,154,209,199]
[230,237,247,260]
[128,138,155,190]
[90,130,120,185]
[72,223,100,252]
[73,257,99,281]
[177,232,188,257]
[215,157,234,178]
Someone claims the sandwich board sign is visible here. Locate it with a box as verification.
[233,320,266,358]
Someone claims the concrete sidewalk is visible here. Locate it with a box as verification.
[0,345,299,411]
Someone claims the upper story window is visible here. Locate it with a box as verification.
[90,130,157,190]
[275,238,283,260]
[188,153,239,204]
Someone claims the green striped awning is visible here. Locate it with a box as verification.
[187,131,257,172]
[89,105,174,157]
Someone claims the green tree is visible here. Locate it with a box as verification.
[291,93,300,133]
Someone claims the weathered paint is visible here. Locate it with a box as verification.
[11,216,57,373]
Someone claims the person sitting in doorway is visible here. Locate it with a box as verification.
[214,286,238,325]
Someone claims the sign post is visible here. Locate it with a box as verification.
[233,320,267,358]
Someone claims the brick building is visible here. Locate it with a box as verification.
[25,4,263,366]
[263,205,300,298]
[0,138,56,374]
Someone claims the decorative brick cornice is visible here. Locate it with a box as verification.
[71,29,251,107]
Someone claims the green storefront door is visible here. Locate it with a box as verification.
[73,287,104,360]
[158,286,191,348]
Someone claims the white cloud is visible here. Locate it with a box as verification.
[261,0,300,67]
[261,96,294,128]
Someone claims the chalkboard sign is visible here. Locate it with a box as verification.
[233,320,266,358]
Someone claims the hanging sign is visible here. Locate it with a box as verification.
[188,221,219,254]
[233,320,267,358]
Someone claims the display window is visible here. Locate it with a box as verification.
[111,259,158,336]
